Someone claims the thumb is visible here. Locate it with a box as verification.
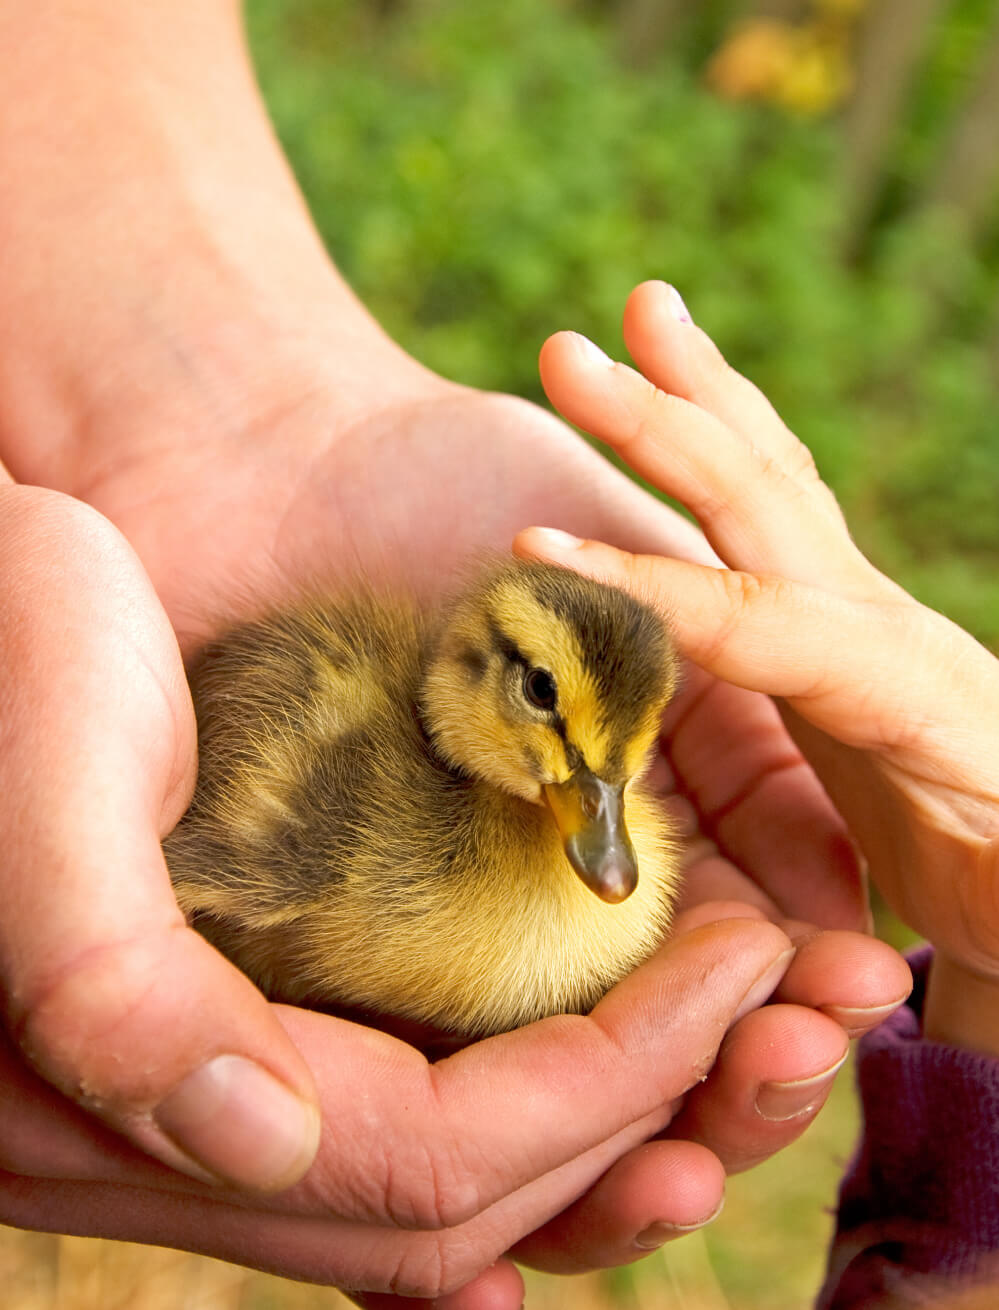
[0,487,319,1190]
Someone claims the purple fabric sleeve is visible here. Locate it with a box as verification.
[818,947,999,1307]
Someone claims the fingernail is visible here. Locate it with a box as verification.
[731,948,795,1026]
[755,1051,848,1122]
[825,1000,906,1036]
[635,1197,725,1249]
[155,1055,320,1191]
[569,332,614,366]
[666,284,693,324]
[528,527,584,553]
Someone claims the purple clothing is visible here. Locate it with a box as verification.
[819,948,999,1306]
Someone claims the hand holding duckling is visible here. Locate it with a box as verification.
[0,5,914,1277]
[0,270,911,1310]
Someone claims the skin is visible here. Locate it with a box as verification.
[518,277,999,1058]
[0,2,911,1304]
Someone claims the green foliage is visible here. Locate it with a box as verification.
[246,0,999,648]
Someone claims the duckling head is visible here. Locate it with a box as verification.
[421,560,678,904]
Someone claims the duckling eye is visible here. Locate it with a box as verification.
[523,667,557,711]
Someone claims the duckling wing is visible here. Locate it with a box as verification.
[164,598,430,943]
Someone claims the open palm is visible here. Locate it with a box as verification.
[0,299,912,1309]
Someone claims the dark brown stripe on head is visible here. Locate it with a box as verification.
[524,564,672,730]
[487,616,528,670]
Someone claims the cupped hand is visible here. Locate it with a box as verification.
[0,371,911,1306]
[0,480,321,1190]
[0,473,824,1303]
[0,460,903,1308]
[2,862,797,1303]
[517,278,999,1051]
[0,3,911,1292]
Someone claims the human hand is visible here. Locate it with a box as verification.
[0,407,908,1307]
[0,473,879,1310]
[517,278,999,1056]
[0,480,324,1192]
[0,3,909,1295]
[4,872,801,1306]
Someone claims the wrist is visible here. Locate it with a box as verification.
[0,0,427,494]
[924,952,999,1056]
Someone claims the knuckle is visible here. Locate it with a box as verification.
[696,570,764,665]
[380,1138,485,1233]
[622,385,684,456]
[754,450,813,511]
[386,1232,479,1300]
[787,441,822,485]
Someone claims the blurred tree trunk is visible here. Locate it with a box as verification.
[919,12,999,243]
[616,0,699,67]
[840,0,951,261]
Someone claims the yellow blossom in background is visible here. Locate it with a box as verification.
[705,1,866,117]
[776,28,852,115]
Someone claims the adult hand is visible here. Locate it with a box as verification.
[518,278,999,1057]
[0,478,824,1306]
[0,481,320,1190]
[0,2,909,1299]
[0,404,907,1308]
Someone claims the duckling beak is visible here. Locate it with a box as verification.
[543,770,639,904]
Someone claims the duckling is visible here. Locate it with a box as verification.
[164,560,681,1038]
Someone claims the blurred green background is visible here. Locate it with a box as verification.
[6,1,999,1307]
[248,0,999,650]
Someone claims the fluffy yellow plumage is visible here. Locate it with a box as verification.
[164,560,682,1038]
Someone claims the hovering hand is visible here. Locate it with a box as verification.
[519,278,999,1051]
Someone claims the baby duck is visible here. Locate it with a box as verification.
[164,560,681,1038]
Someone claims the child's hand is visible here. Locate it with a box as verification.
[517,279,999,1056]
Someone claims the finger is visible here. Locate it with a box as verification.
[0,1171,412,1293]
[0,1083,677,1295]
[0,488,319,1190]
[2,809,791,1236]
[621,281,818,481]
[664,666,866,929]
[230,920,793,1230]
[669,1003,848,1174]
[646,667,865,929]
[512,1140,724,1274]
[775,927,912,1038]
[0,1002,676,1242]
[671,900,773,934]
[515,530,985,756]
[537,330,872,593]
[672,905,909,1035]
[680,847,782,918]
